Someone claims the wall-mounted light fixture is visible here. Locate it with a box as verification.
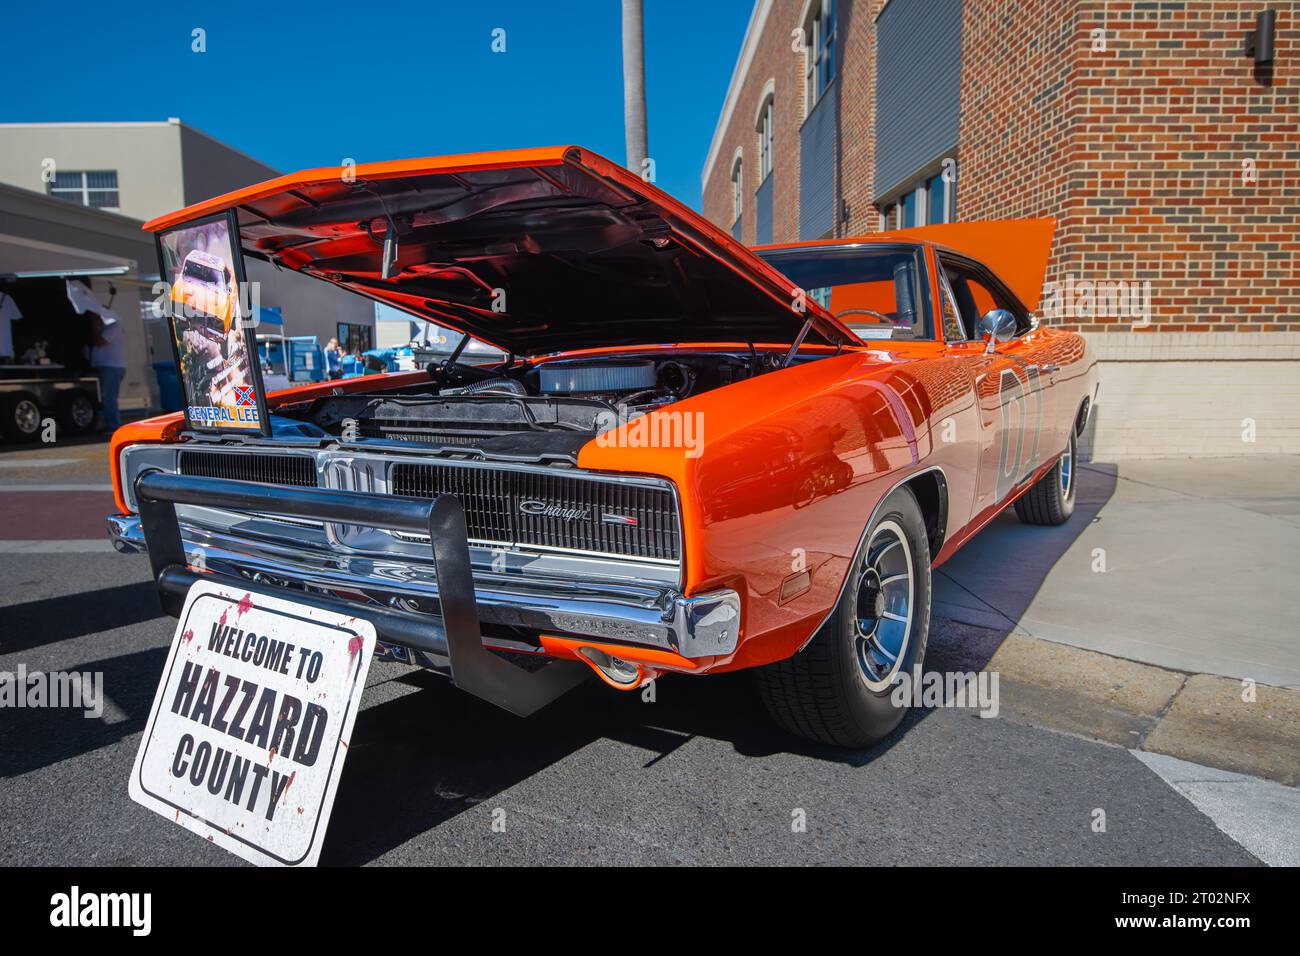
[1244,8,1276,65]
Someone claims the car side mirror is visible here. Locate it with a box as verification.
[977,309,1017,354]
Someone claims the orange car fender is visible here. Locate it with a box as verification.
[577,348,973,671]
[108,414,184,514]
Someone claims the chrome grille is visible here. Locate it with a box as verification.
[391,463,679,561]
[389,463,512,543]
[179,450,317,487]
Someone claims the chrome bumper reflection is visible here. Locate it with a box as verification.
[107,513,738,659]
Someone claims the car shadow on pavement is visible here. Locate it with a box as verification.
[0,581,164,654]
[0,646,165,777]
[0,466,1118,858]
[926,462,1119,674]
[321,664,927,864]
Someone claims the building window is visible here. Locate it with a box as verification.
[731,154,744,224]
[804,0,837,113]
[757,96,774,180]
[900,189,917,228]
[884,162,957,229]
[927,171,954,224]
[336,322,372,355]
[48,170,119,211]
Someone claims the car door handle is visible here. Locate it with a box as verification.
[1041,363,1060,373]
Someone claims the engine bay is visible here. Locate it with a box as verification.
[280,350,796,464]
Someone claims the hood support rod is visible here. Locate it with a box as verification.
[781,317,814,368]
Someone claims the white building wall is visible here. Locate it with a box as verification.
[1080,333,1300,461]
[0,121,187,222]
[0,121,373,368]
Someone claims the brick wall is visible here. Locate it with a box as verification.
[701,1,1300,458]
[705,0,1299,331]
[704,0,889,242]
[836,0,887,237]
[955,0,1081,293]
[702,0,810,245]
[1080,331,1300,458]
[958,0,1300,333]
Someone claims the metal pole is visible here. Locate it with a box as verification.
[622,0,649,175]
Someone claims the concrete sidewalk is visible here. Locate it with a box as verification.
[0,434,113,484]
[934,455,1300,690]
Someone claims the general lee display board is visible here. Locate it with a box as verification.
[156,211,270,435]
[129,581,376,866]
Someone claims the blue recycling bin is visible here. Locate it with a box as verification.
[286,337,324,383]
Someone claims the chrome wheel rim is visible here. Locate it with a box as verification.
[853,519,914,690]
[1060,442,1074,499]
[14,399,39,434]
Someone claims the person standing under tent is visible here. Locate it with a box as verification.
[324,336,343,377]
[67,279,128,431]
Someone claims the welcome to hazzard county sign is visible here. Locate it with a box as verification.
[129,581,375,866]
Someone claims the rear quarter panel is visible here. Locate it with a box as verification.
[1049,328,1098,442]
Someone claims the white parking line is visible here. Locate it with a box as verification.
[0,483,114,491]
[0,540,117,553]
[1134,750,1300,867]
[0,459,81,468]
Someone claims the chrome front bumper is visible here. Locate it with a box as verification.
[108,513,739,662]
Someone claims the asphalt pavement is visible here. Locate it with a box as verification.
[0,436,1294,866]
[0,547,1272,866]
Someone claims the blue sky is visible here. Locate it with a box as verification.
[1,1,752,211]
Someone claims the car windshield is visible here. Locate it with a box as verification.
[755,245,932,342]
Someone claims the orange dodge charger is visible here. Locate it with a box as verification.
[108,147,1097,748]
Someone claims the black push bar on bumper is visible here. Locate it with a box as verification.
[134,469,586,717]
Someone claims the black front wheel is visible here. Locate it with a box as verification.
[755,485,932,748]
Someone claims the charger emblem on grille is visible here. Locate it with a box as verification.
[519,499,591,521]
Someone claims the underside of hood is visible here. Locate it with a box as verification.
[144,147,857,356]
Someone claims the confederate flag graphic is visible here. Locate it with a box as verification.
[234,385,255,406]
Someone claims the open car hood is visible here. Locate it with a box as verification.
[144,147,858,356]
